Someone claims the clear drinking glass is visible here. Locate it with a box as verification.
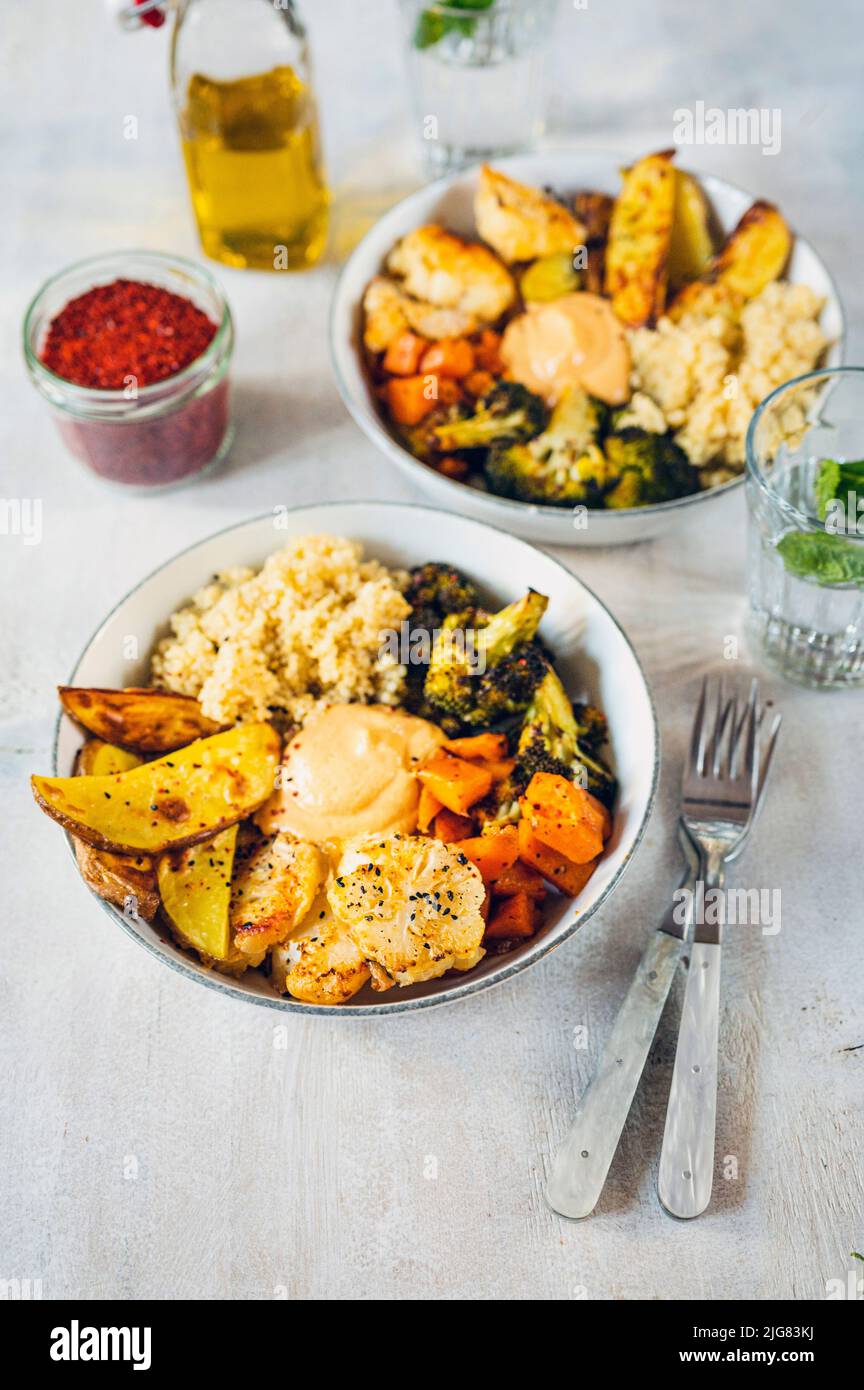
[398,0,556,175]
[746,367,864,688]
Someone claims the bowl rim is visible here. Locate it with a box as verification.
[329,150,846,525]
[52,498,660,1017]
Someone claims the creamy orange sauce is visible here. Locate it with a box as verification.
[501,292,630,406]
[255,704,446,846]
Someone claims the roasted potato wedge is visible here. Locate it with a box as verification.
[574,190,614,246]
[70,740,158,917]
[574,190,614,296]
[157,825,239,962]
[75,738,143,777]
[667,171,715,292]
[32,723,281,855]
[668,200,791,321]
[59,686,223,754]
[231,833,327,961]
[474,165,586,265]
[604,150,676,327]
[74,840,159,921]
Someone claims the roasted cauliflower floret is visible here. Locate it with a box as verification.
[362,275,477,352]
[474,165,586,265]
[272,893,371,1005]
[386,224,516,324]
[328,834,486,988]
[231,833,327,961]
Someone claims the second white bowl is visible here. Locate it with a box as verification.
[330,151,844,547]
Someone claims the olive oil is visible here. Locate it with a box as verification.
[180,65,328,271]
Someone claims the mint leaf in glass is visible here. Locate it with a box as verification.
[814,456,864,526]
[776,530,864,586]
[413,0,496,50]
[814,459,841,520]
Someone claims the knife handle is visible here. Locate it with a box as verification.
[546,929,683,1220]
[657,940,722,1219]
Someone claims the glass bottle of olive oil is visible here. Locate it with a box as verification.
[171,0,328,271]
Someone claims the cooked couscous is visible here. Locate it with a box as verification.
[627,282,828,476]
[150,533,409,726]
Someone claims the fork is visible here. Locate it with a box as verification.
[546,676,780,1221]
[657,676,761,1219]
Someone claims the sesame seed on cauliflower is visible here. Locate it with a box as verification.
[328,834,486,988]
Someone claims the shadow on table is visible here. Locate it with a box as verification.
[219,378,350,478]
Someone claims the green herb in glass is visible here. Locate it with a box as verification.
[814,456,864,525]
[776,531,864,586]
[414,0,496,49]
[774,456,864,585]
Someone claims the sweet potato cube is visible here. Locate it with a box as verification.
[384,374,437,425]
[492,858,548,900]
[419,338,475,379]
[433,808,475,842]
[417,784,443,833]
[418,749,493,815]
[383,331,427,376]
[517,819,599,898]
[522,771,608,863]
[453,825,519,884]
[443,732,509,761]
[485,891,539,939]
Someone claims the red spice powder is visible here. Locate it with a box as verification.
[39,278,218,390]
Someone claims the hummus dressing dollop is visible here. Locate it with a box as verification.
[501,292,630,406]
[256,704,446,844]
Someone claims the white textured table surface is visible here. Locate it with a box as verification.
[2,0,862,1301]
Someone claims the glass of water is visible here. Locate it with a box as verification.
[746,367,864,688]
[399,0,556,175]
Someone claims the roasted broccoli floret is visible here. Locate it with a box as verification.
[571,701,609,759]
[485,387,613,506]
[603,428,698,508]
[406,562,479,635]
[424,590,548,727]
[517,666,616,807]
[401,563,481,721]
[399,402,469,462]
[433,381,547,452]
[513,666,616,808]
[477,665,615,823]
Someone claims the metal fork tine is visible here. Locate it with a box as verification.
[736,694,769,744]
[756,711,782,805]
[702,676,724,777]
[736,677,760,786]
[715,692,738,778]
[688,675,709,776]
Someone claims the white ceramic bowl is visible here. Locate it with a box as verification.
[53,502,658,1015]
[330,151,844,547]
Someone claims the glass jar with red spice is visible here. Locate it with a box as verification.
[23,251,234,490]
